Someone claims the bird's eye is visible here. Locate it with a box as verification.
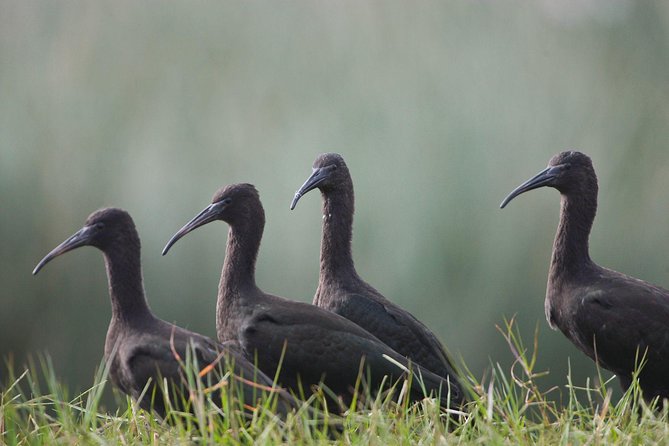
[95,222,105,230]
[222,198,232,205]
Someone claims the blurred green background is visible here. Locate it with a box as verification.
[2,1,669,407]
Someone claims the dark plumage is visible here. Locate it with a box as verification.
[162,184,464,411]
[501,151,669,402]
[33,208,299,419]
[290,153,465,398]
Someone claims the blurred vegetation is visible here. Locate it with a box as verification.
[1,1,669,410]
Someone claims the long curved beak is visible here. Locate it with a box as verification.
[500,165,563,209]
[162,203,221,255]
[33,226,93,275]
[290,166,334,210]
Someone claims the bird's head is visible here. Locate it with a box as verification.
[290,152,350,210]
[33,208,135,274]
[500,150,595,208]
[162,183,261,255]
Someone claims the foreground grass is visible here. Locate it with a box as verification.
[2,320,669,445]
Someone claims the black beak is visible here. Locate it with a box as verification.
[33,226,94,275]
[290,166,335,210]
[162,202,223,255]
[500,165,564,209]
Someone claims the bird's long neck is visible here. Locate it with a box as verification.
[103,238,153,329]
[220,221,262,292]
[217,207,263,337]
[320,183,358,284]
[549,183,598,284]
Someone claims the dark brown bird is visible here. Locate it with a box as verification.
[501,151,669,402]
[162,184,465,411]
[290,153,465,394]
[33,208,300,419]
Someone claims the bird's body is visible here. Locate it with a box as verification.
[316,289,459,381]
[548,267,669,398]
[290,153,465,397]
[34,208,298,419]
[502,151,669,402]
[103,310,267,417]
[163,184,464,410]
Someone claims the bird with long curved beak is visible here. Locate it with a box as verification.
[501,150,669,404]
[33,208,302,420]
[162,183,466,412]
[288,153,467,403]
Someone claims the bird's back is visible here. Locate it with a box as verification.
[314,280,465,401]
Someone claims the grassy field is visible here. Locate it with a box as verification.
[2,320,667,445]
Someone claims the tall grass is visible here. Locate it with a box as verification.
[2,319,668,445]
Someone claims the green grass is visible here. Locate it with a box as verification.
[2,320,668,445]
